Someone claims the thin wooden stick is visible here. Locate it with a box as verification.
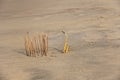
[42,33,46,56]
[28,39,32,56]
[33,36,39,56]
[25,32,31,56]
[37,34,41,54]
[37,34,41,55]
[30,38,36,57]
[44,33,48,56]
[43,34,46,56]
[39,33,44,56]
[36,36,40,56]
[25,36,29,56]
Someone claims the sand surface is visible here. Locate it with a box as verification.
[0,0,120,80]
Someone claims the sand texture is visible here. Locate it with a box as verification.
[0,0,120,80]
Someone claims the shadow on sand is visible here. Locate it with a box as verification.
[14,49,26,56]
[0,73,7,80]
[25,68,52,80]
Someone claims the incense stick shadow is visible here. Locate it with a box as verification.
[14,49,26,55]
[53,48,63,53]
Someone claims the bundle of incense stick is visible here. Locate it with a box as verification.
[24,32,48,57]
[62,31,70,53]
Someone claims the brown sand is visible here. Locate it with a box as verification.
[0,0,120,80]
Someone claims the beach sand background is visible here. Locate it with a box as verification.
[0,0,120,80]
